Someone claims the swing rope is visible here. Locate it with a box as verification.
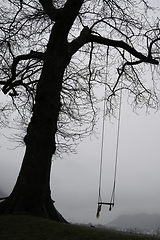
[96,47,122,218]
[97,73,107,205]
[96,46,109,218]
[109,82,122,208]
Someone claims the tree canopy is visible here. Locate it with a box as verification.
[0,0,159,155]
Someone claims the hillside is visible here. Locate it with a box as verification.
[107,213,160,230]
[0,215,156,240]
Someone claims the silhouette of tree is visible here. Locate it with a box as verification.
[0,0,159,221]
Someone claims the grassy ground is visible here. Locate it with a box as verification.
[0,214,158,240]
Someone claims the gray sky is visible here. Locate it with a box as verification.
[0,0,160,225]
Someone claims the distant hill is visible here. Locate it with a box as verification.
[107,213,160,230]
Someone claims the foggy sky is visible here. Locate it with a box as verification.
[1,97,160,225]
[0,0,160,225]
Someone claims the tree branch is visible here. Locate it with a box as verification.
[148,38,160,58]
[69,27,159,65]
[69,26,91,56]
[2,51,44,94]
[89,35,159,64]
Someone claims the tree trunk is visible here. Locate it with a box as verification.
[0,34,69,223]
[0,0,84,222]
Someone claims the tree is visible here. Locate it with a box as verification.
[0,0,159,222]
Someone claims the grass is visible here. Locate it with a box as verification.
[0,214,158,240]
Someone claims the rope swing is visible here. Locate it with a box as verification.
[96,48,123,218]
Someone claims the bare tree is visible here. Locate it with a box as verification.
[0,0,159,222]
